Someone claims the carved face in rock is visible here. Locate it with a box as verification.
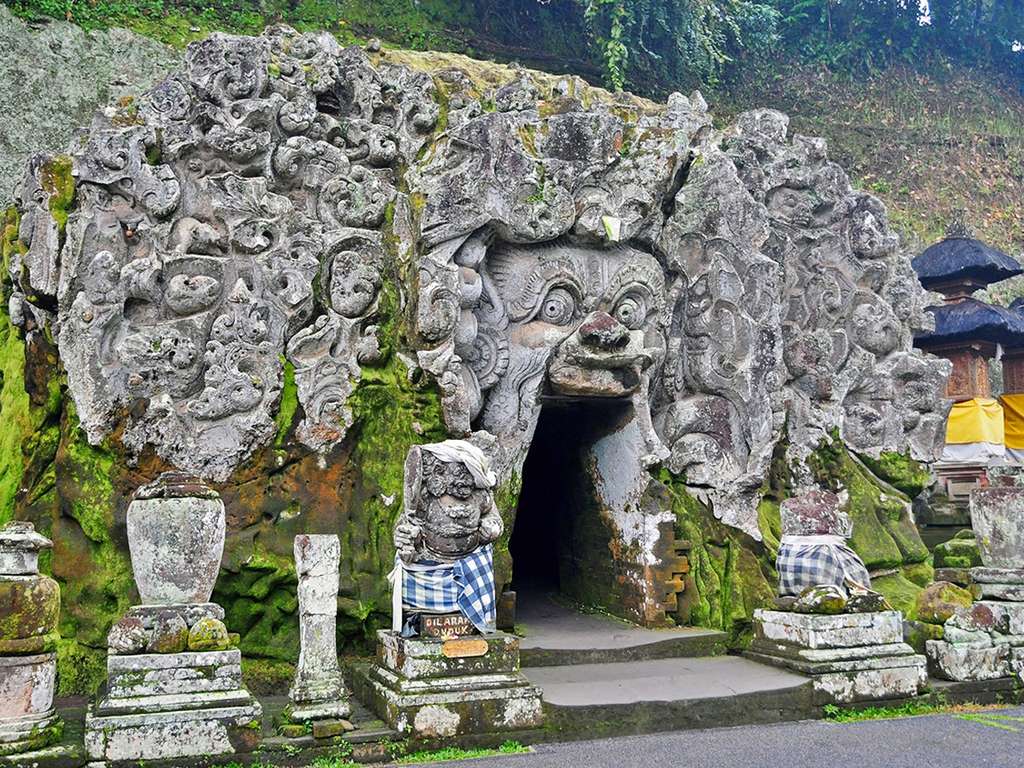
[482,241,667,400]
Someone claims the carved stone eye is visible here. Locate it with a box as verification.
[613,294,646,330]
[540,287,576,325]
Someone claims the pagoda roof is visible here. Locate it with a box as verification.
[912,236,1023,290]
[915,297,1024,349]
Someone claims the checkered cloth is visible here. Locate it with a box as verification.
[390,544,496,633]
[777,535,871,597]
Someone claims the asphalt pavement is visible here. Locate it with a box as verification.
[428,706,1024,768]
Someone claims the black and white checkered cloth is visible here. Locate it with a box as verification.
[393,544,496,632]
[777,535,871,597]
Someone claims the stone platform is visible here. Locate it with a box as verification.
[84,649,262,762]
[517,593,728,666]
[746,610,927,704]
[353,631,544,739]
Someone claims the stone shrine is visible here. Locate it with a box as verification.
[747,491,927,703]
[0,522,62,756]
[926,485,1024,684]
[84,472,262,762]
[356,439,544,739]
[287,534,351,725]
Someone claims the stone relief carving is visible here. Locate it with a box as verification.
[14,26,948,538]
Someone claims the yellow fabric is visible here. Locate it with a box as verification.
[1001,394,1024,450]
[945,397,1004,446]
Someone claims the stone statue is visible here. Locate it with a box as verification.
[392,439,502,633]
[776,490,881,613]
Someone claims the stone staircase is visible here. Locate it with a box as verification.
[516,594,818,738]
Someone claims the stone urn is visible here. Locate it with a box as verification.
[127,472,225,605]
[969,486,1024,569]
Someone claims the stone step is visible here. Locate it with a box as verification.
[523,655,816,737]
[516,595,728,667]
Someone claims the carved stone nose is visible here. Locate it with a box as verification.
[579,311,630,350]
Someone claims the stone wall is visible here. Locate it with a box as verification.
[0,22,949,691]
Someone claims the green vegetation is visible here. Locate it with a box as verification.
[397,740,529,763]
[821,698,1004,723]
[956,712,1024,732]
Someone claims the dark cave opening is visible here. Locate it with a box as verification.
[509,399,632,602]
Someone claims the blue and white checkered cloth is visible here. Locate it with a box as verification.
[777,535,871,597]
[391,544,496,633]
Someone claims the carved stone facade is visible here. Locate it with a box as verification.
[12,27,948,607]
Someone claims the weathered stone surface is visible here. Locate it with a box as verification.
[127,474,226,605]
[926,639,1011,681]
[362,630,542,737]
[0,577,60,641]
[934,531,982,570]
[969,487,1024,569]
[916,581,974,625]
[793,585,848,614]
[105,650,244,699]
[84,702,262,761]
[10,24,947,540]
[971,567,1024,585]
[754,609,904,649]
[146,611,189,654]
[0,653,60,755]
[0,6,179,210]
[0,522,52,577]
[107,616,149,655]
[289,534,349,721]
[976,583,1024,601]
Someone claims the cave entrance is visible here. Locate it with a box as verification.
[509,399,635,620]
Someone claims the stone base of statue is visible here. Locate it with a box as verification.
[926,567,1024,683]
[0,653,62,756]
[355,630,544,739]
[747,610,927,704]
[84,648,262,761]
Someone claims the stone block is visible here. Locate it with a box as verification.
[311,718,354,739]
[126,602,225,628]
[0,653,60,755]
[378,630,520,680]
[813,663,927,704]
[977,583,1024,601]
[105,650,244,700]
[969,487,1024,569]
[971,567,1024,585]
[926,639,1011,681]
[0,576,60,640]
[84,701,262,762]
[362,630,543,738]
[753,610,903,649]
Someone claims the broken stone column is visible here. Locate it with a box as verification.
[927,486,1024,684]
[287,534,351,725]
[0,522,62,756]
[746,490,927,703]
[84,472,262,762]
[354,440,543,738]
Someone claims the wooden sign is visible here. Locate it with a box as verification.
[442,638,489,658]
[422,613,475,638]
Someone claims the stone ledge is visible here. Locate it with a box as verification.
[753,610,903,649]
[84,702,262,762]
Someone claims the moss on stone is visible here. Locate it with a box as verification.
[915,580,973,625]
[187,617,231,651]
[934,533,982,569]
[55,636,106,696]
[857,450,932,499]
[660,469,775,647]
[807,435,929,569]
[241,657,296,696]
[872,569,923,619]
[39,155,74,235]
[274,357,299,447]
[0,575,60,640]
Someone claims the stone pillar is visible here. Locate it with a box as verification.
[0,522,62,756]
[288,534,350,723]
[84,472,263,763]
[927,486,1024,684]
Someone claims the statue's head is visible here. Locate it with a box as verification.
[402,439,497,559]
[484,240,667,400]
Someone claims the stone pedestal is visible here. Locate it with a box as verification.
[0,522,62,756]
[84,649,262,761]
[288,534,350,723]
[358,630,544,739]
[926,567,1024,683]
[748,610,927,704]
[84,473,262,762]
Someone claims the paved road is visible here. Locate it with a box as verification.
[432,707,1024,768]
